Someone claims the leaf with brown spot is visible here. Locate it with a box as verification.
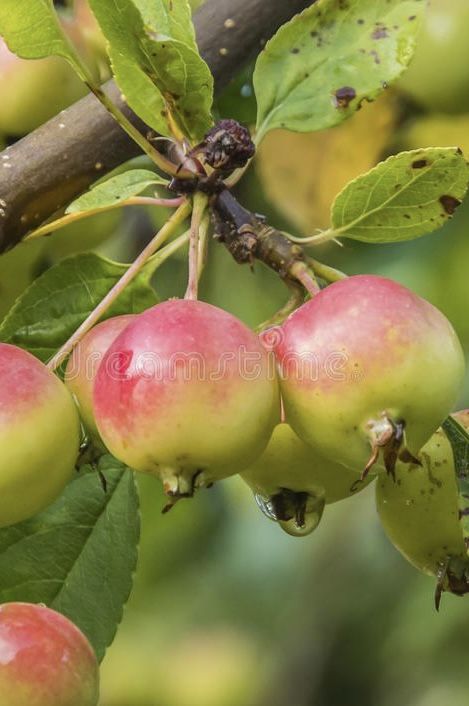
[329,147,469,243]
[254,0,425,141]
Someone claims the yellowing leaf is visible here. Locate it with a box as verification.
[403,114,469,157]
[256,95,396,232]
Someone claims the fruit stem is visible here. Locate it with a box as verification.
[146,228,191,268]
[24,196,185,241]
[256,281,304,332]
[197,212,211,279]
[306,257,348,283]
[47,200,192,371]
[289,262,320,296]
[185,193,209,300]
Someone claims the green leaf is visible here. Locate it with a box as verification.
[329,147,469,243]
[442,416,469,553]
[254,0,425,141]
[0,253,158,363]
[0,458,139,662]
[0,0,87,79]
[133,0,197,51]
[88,0,213,142]
[66,169,169,214]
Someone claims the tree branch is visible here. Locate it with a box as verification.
[213,189,307,279]
[0,0,312,253]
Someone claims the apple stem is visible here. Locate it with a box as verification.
[256,280,304,332]
[306,257,348,283]
[185,193,209,301]
[289,262,320,296]
[47,200,192,372]
[197,212,211,279]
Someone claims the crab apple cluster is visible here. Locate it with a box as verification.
[0,343,80,528]
[67,302,373,534]
[0,271,462,546]
[274,275,465,480]
[376,411,469,609]
[0,602,99,706]
[62,273,465,543]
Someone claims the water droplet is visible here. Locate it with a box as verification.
[279,509,323,537]
[255,489,325,537]
[254,492,278,522]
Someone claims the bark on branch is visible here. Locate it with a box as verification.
[0,0,311,253]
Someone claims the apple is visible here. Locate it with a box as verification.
[0,343,80,527]
[0,602,99,706]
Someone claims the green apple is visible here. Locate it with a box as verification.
[241,422,373,537]
[377,411,469,605]
[65,314,135,443]
[0,343,80,527]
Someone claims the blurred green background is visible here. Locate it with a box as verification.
[2,1,469,704]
